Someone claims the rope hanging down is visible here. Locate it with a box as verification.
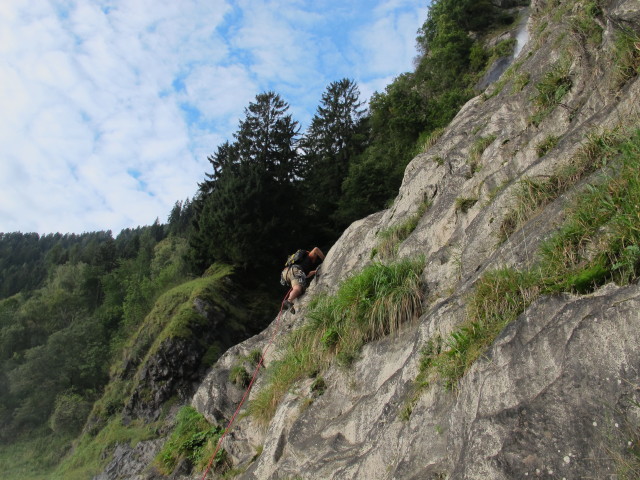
[200,289,291,480]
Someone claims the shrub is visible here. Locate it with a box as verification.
[155,406,224,475]
[49,392,91,435]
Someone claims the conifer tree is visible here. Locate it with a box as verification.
[300,79,367,240]
[190,92,303,275]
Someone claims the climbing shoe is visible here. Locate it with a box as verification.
[283,300,296,314]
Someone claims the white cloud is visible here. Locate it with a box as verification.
[0,0,428,235]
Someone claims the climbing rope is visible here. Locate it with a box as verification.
[200,289,291,479]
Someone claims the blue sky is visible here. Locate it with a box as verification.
[0,0,429,235]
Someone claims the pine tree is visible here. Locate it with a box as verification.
[190,92,304,275]
[300,79,368,240]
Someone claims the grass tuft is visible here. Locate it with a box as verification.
[455,197,478,214]
[536,135,560,157]
[468,135,497,172]
[529,60,572,126]
[419,127,446,152]
[612,28,640,90]
[373,200,431,260]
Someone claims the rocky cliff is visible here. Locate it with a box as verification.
[97,0,640,478]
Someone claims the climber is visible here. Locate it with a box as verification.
[280,247,325,313]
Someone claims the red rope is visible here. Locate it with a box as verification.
[200,289,291,479]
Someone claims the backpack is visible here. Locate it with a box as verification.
[280,249,307,286]
[284,249,307,268]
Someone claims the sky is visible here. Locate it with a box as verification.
[0,0,429,235]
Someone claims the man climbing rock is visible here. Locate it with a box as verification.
[280,247,325,313]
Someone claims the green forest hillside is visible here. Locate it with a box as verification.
[0,1,535,478]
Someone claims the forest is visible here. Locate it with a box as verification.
[0,0,521,477]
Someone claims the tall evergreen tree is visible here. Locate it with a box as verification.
[300,79,367,242]
[190,92,304,276]
[235,91,301,183]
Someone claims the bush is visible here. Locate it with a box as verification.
[49,392,91,435]
[155,406,224,475]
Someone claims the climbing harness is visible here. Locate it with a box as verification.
[200,289,291,479]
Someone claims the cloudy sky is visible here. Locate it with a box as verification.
[0,0,429,235]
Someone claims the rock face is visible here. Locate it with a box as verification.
[100,0,640,478]
[225,284,640,480]
[121,295,233,423]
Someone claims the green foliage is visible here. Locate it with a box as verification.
[570,1,603,46]
[469,134,496,172]
[337,0,517,225]
[414,268,539,393]
[229,349,262,388]
[455,197,478,214]
[190,92,305,276]
[612,28,640,90]
[155,406,224,475]
[373,199,431,260]
[512,72,530,92]
[250,258,426,424]
[49,392,91,436]
[52,416,160,480]
[115,264,237,383]
[0,429,74,480]
[482,59,525,99]
[229,365,251,388]
[529,60,573,126]
[536,135,560,157]
[492,38,517,59]
[300,79,368,242]
[419,127,445,153]
[538,129,640,289]
[400,336,443,420]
